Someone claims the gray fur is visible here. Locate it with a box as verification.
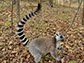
[28,32,64,63]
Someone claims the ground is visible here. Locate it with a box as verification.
[0,1,84,63]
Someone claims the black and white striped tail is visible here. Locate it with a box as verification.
[16,3,41,46]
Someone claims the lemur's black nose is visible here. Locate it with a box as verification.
[60,36,63,38]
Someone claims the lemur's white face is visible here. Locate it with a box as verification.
[55,32,64,42]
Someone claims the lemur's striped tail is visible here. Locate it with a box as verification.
[16,3,41,46]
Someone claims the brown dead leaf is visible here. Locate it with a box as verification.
[65,44,70,49]
[11,51,17,54]
[27,54,30,58]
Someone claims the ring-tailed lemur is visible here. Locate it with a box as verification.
[16,3,64,63]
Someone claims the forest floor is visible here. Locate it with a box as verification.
[0,1,84,63]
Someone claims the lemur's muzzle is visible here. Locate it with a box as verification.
[61,39,64,42]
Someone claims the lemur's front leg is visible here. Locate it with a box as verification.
[56,42,63,51]
[50,49,61,61]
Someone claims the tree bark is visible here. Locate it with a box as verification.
[11,0,14,31]
[29,0,33,11]
[49,0,53,7]
[82,0,84,25]
[13,0,16,5]
[69,0,72,7]
[16,0,20,23]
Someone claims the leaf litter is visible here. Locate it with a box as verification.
[0,1,84,63]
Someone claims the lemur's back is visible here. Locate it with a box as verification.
[29,38,55,54]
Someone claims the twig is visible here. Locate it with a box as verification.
[64,0,82,36]
[60,0,82,61]
[82,0,84,25]
[11,0,14,32]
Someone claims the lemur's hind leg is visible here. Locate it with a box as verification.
[29,46,42,63]
[34,53,42,63]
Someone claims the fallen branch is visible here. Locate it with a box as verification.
[64,0,82,35]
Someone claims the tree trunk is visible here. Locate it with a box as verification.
[29,0,33,11]
[49,0,53,7]
[13,0,16,5]
[55,0,56,4]
[69,0,72,7]
[82,0,84,25]
[16,0,20,23]
[11,0,14,31]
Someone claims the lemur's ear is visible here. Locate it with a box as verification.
[56,32,59,36]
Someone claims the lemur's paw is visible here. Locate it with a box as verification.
[57,61,62,63]
[56,57,61,61]
[56,58,62,63]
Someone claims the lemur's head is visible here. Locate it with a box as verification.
[55,32,64,42]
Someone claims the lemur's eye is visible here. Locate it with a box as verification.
[56,34,59,36]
